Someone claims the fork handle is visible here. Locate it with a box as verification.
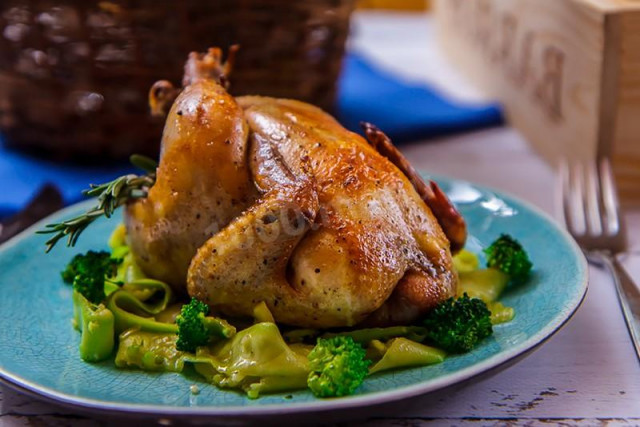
[594,252,640,364]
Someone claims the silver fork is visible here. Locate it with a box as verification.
[558,157,640,362]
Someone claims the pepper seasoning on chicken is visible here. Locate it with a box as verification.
[125,48,258,288]
[125,48,467,328]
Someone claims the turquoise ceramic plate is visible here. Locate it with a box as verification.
[0,176,587,418]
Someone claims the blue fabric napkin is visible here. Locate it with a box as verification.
[0,53,502,219]
[0,149,134,219]
[337,53,503,142]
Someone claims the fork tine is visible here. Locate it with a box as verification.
[584,160,603,236]
[559,158,638,360]
[557,159,569,229]
[599,158,621,236]
[558,159,577,234]
[568,161,587,235]
[558,159,584,236]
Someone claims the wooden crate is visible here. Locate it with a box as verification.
[358,0,428,10]
[434,0,640,203]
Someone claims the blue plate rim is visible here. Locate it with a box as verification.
[0,175,589,417]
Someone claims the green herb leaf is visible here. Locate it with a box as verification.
[38,155,157,252]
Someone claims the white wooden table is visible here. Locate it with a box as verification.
[2,11,640,426]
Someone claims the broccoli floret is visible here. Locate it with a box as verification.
[484,234,532,283]
[73,273,107,306]
[307,336,371,398]
[175,298,236,353]
[423,293,493,353]
[176,298,210,352]
[61,253,83,284]
[62,251,121,304]
[62,251,118,284]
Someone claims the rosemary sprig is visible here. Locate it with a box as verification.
[38,155,158,252]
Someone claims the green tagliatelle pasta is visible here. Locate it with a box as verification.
[67,224,519,398]
[106,280,177,334]
[368,338,446,374]
[454,249,515,325]
[114,322,312,399]
[194,322,312,398]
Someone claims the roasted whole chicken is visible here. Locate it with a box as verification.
[125,48,467,328]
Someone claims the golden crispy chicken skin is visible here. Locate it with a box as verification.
[126,49,258,289]
[126,48,465,327]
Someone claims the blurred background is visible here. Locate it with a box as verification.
[0,0,502,230]
[1,0,638,236]
[0,0,427,159]
[0,0,440,160]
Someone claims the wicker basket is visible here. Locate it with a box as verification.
[0,0,355,161]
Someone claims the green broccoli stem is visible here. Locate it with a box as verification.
[203,316,236,341]
[72,291,115,362]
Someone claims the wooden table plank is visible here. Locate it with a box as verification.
[395,128,640,420]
